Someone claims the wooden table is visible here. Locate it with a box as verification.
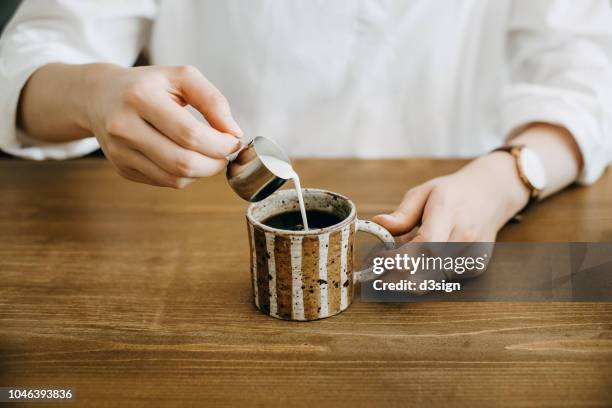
[1,158,611,407]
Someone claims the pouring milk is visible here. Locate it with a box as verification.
[258,155,309,231]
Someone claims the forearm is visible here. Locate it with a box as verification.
[509,123,583,199]
[469,123,584,226]
[17,63,95,142]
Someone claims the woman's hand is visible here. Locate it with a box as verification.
[82,64,242,188]
[19,63,243,188]
[374,124,583,242]
[373,152,531,242]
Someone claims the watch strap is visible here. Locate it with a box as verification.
[492,144,540,216]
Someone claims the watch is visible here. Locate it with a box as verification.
[492,144,547,214]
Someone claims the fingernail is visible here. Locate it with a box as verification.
[230,138,241,153]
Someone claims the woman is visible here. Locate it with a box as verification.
[1,0,611,242]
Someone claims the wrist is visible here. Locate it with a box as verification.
[466,152,531,225]
[78,63,124,132]
[488,152,531,221]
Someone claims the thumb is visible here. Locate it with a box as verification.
[373,183,434,236]
[170,65,243,137]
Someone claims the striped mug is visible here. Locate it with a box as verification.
[246,188,394,321]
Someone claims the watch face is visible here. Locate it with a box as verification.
[518,148,547,190]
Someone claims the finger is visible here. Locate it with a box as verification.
[411,204,453,243]
[118,167,155,185]
[134,92,240,159]
[449,225,495,242]
[119,146,196,189]
[110,116,228,178]
[372,183,434,236]
[100,140,152,185]
[396,229,419,244]
[169,65,243,136]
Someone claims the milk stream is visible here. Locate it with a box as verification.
[259,155,309,231]
[291,176,309,231]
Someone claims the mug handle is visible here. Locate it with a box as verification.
[354,219,395,283]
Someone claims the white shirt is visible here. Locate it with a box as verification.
[1,0,612,184]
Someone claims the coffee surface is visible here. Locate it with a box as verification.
[262,210,344,231]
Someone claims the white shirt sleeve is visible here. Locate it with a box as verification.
[0,0,156,160]
[501,0,612,185]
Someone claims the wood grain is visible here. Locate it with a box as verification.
[0,159,611,408]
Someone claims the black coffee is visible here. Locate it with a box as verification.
[263,210,344,231]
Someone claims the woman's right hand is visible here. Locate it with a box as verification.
[83,64,242,188]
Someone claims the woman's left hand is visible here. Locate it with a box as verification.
[373,152,531,242]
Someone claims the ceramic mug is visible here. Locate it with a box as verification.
[246,188,394,321]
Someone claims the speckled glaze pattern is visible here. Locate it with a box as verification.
[246,189,394,321]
